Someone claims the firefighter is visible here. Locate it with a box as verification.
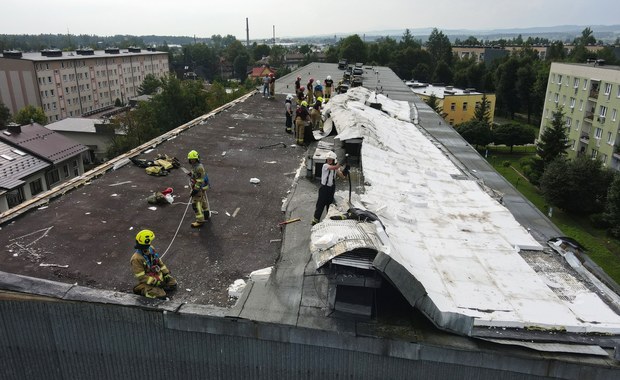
[314,78,324,100]
[312,151,347,225]
[306,78,314,105]
[310,97,323,132]
[324,76,334,100]
[285,94,294,134]
[130,229,177,299]
[294,76,302,92]
[268,73,276,99]
[188,150,210,228]
[296,86,306,104]
[295,101,311,146]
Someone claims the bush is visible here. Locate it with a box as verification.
[502,160,511,167]
[590,213,610,229]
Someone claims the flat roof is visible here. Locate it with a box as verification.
[1,49,167,62]
[411,84,482,98]
[1,63,619,362]
[45,118,103,134]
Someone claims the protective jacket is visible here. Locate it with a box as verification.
[130,246,171,288]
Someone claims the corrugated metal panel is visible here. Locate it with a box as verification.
[0,298,615,379]
[310,219,382,268]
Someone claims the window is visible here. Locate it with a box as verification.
[565,117,572,128]
[612,108,617,121]
[570,98,575,108]
[579,99,584,111]
[599,105,607,118]
[600,153,607,164]
[573,78,580,88]
[462,102,468,111]
[450,103,455,111]
[29,179,43,196]
[46,169,60,186]
[575,120,580,131]
[583,79,588,90]
[591,149,598,159]
[73,160,79,176]
[594,127,603,139]
[554,93,559,103]
[605,83,612,95]
[63,164,69,177]
[607,131,613,144]
[557,75,563,85]
[47,76,52,83]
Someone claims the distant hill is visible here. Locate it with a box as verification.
[332,25,620,43]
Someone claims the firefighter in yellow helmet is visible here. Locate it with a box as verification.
[130,230,177,299]
[188,150,210,228]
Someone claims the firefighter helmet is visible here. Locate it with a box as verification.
[187,150,200,160]
[327,75,332,80]
[317,97,323,103]
[300,86,305,91]
[286,94,293,100]
[301,101,308,107]
[136,229,155,246]
[309,78,314,83]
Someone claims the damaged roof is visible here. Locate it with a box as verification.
[312,87,620,335]
[1,62,620,365]
[0,141,49,190]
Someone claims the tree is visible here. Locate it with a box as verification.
[492,123,536,152]
[604,174,620,237]
[252,44,271,61]
[138,74,161,95]
[494,57,520,118]
[412,63,431,82]
[424,94,442,114]
[269,45,286,69]
[426,28,453,66]
[541,156,613,215]
[546,41,566,61]
[13,105,47,125]
[0,102,11,128]
[536,107,569,166]
[456,120,492,149]
[433,60,453,84]
[233,52,250,81]
[340,34,367,63]
[474,93,492,125]
[516,61,536,123]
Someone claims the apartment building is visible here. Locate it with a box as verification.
[540,62,620,171]
[410,83,496,125]
[0,48,169,123]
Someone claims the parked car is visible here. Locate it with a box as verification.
[353,66,363,76]
[338,59,348,69]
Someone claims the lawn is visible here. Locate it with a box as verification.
[486,149,620,284]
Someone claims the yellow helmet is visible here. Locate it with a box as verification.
[187,150,199,160]
[136,229,155,245]
[301,101,308,107]
[317,97,323,103]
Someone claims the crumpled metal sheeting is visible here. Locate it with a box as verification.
[310,219,383,269]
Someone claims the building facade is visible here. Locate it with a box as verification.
[540,62,620,171]
[411,84,496,125]
[0,48,169,123]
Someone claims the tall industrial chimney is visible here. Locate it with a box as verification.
[272,25,275,46]
[246,18,250,47]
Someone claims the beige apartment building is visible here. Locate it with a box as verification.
[540,62,620,171]
[0,48,169,123]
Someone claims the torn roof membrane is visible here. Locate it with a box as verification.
[322,87,620,335]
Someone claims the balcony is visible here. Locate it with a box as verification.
[584,111,594,122]
[580,134,590,144]
[597,116,606,124]
[589,89,599,99]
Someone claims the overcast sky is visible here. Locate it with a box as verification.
[3,0,619,40]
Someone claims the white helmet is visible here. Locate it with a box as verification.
[326,151,337,160]
[327,75,332,80]
[286,94,293,100]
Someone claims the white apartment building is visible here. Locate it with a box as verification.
[0,48,169,123]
